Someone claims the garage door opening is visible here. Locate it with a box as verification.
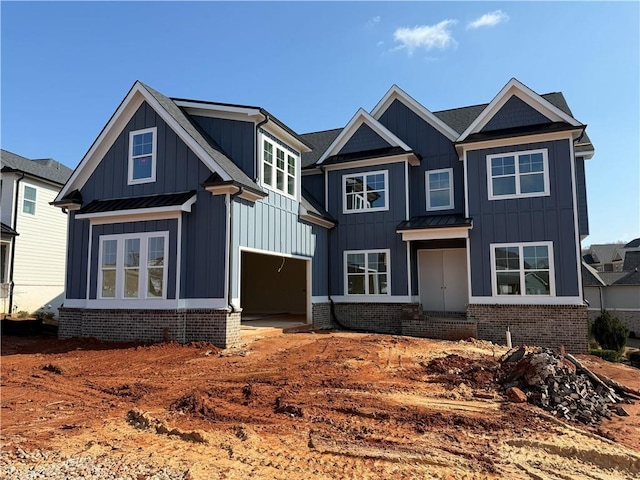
[240,250,309,330]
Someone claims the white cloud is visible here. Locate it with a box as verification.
[376,40,385,47]
[367,16,381,27]
[467,10,509,29]
[393,20,458,55]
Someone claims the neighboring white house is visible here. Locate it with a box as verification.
[1,150,72,316]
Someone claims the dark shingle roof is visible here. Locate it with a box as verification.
[613,269,640,286]
[1,150,72,186]
[623,251,640,272]
[587,244,625,264]
[597,272,629,285]
[581,263,605,286]
[397,214,472,231]
[1,222,19,237]
[624,238,640,249]
[78,191,196,214]
[300,188,335,225]
[299,129,342,168]
[140,83,263,194]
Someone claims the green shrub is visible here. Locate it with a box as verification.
[34,310,56,321]
[589,348,622,362]
[16,310,30,319]
[591,311,628,353]
[629,351,640,368]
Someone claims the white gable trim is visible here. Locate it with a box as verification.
[316,108,413,165]
[370,85,459,141]
[458,78,582,142]
[56,82,232,202]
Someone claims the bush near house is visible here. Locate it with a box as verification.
[590,311,628,360]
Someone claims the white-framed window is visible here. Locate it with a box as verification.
[491,242,555,297]
[261,135,297,198]
[487,149,549,200]
[344,249,390,296]
[23,186,37,215]
[343,170,388,214]
[128,127,157,185]
[98,231,169,300]
[426,168,454,211]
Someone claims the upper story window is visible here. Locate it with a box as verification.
[491,242,554,296]
[23,186,37,215]
[343,170,388,214]
[98,231,168,300]
[487,149,549,200]
[128,127,157,185]
[426,168,453,211]
[261,136,297,198]
[345,249,390,296]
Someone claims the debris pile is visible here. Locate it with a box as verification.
[499,347,637,425]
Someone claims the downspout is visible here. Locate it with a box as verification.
[227,187,244,312]
[7,173,25,317]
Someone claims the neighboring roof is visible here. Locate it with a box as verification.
[597,272,629,285]
[587,243,626,264]
[397,214,472,231]
[78,191,196,214]
[1,222,19,237]
[581,262,606,287]
[624,237,640,249]
[300,129,342,168]
[613,269,640,286]
[1,149,72,186]
[623,251,640,272]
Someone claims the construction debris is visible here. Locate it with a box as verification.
[499,347,635,425]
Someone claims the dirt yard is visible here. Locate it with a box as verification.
[1,332,639,479]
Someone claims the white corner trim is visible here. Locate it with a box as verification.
[370,85,459,141]
[317,108,413,165]
[458,78,582,142]
[398,225,470,242]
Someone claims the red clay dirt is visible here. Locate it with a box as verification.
[1,332,639,479]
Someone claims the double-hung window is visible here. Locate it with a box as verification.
[261,136,297,198]
[492,242,554,296]
[345,249,390,296]
[343,170,388,213]
[23,186,37,215]
[487,149,549,199]
[128,127,157,185]
[98,232,168,300]
[426,168,453,211]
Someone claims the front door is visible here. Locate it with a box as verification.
[418,249,468,313]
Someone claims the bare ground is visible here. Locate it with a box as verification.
[1,332,639,479]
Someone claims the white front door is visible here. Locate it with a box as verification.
[418,249,468,313]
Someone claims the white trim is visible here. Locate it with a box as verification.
[324,168,329,212]
[260,122,312,154]
[343,249,391,296]
[458,78,582,142]
[468,296,584,306]
[76,199,195,222]
[404,161,410,219]
[569,140,584,301]
[486,148,550,200]
[426,168,454,211]
[317,108,413,165]
[457,130,578,157]
[322,153,419,171]
[63,298,229,309]
[176,214,183,302]
[205,184,239,196]
[239,245,312,261]
[127,127,157,185]
[97,231,170,301]
[258,131,299,201]
[301,167,322,176]
[490,241,556,298]
[174,101,262,117]
[299,206,335,229]
[342,170,389,214]
[311,296,329,303]
[463,150,469,216]
[406,242,412,298]
[56,202,82,211]
[465,236,473,302]
[330,295,413,303]
[86,223,93,300]
[370,85,459,141]
[398,226,470,242]
[224,193,231,306]
[575,150,595,160]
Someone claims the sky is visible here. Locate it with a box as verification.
[1,1,638,247]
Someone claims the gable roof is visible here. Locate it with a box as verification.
[300,129,341,168]
[56,81,263,203]
[586,243,626,265]
[581,262,606,287]
[1,149,72,186]
[316,108,415,165]
[624,237,640,249]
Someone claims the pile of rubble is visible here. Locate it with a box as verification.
[499,347,638,425]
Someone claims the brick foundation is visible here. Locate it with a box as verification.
[58,308,241,348]
[588,309,640,338]
[468,304,588,353]
[403,317,478,341]
[331,303,421,334]
[311,303,334,330]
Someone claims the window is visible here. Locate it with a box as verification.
[128,127,157,184]
[23,186,37,215]
[345,250,390,295]
[343,170,388,213]
[487,149,549,199]
[261,136,297,198]
[426,168,453,211]
[492,242,554,296]
[98,232,168,300]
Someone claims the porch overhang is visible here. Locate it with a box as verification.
[396,215,472,241]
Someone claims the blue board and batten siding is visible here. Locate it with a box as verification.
[339,124,390,155]
[575,157,589,237]
[378,99,464,217]
[466,139,580,297]
[326,163,408,296]
[481,96,552,132]
[231,192,328,299]
[66,101,229,301]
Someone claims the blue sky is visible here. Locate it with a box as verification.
[1,1,638,246]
